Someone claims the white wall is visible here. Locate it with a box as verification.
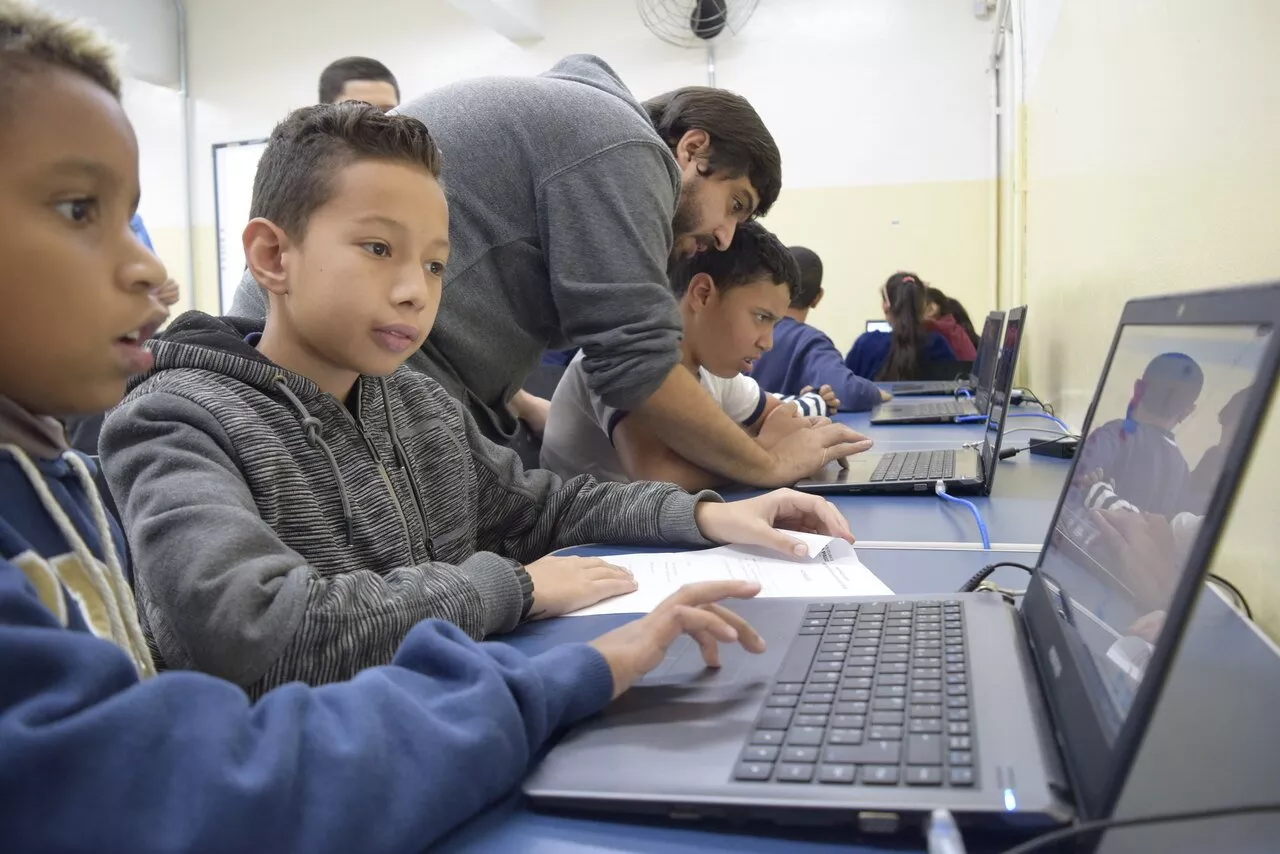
[35,0,180,87]
[180,0,998,334]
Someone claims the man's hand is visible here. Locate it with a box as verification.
[524,555,637,619]
[695,489,854,557]
[589,580,767,698]
[764,422,874,485]
[756,402,816,450]
[509,390,551,438]
[1093,510,1180,612]
[801,385,841,412]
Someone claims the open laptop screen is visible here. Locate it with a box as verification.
[971,312,1005,403]
[979,306,1025,486]
[1038,323,1272,739]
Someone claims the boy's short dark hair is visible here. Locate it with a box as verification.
[671,221,799,302]
[250,102,442,241]
[0,0,119,110]
[318,56,400,104]
[788,246,823,309]
[1139,352,1205,418]
[643,87,781,217]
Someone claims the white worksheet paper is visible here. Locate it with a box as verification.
[567,532,893,617]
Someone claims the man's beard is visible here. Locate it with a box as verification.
[670,181,713,258]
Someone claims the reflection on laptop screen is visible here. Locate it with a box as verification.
[866,320,892,334]
[1039,323,1272,739]
[980,307,1025,484]
[973,313,1004,399]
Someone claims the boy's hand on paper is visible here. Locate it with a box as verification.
[524,555,638,619]
[695,489,855,558]
[590,580,766,698]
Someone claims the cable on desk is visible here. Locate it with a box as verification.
[958,561,1034,593]
[1007,411,1072,432]
[934,481,990,550]
[997,802,1280,854]
[1208,573,1252,619]
[1014,388,1055,416]
[954,387,973,400]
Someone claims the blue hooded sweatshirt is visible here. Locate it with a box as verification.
[750,317,883,412]
[843,329,957,380]
[0,429,613,851]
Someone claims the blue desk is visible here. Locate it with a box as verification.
[438,549,1037,854]
[439,550,1280,853]
[726,410,1073,549]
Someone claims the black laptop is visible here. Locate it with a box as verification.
[880,310,1005,399]
[790,307,1026,496]
[524,282,1280,840]
[870,310,1014,425]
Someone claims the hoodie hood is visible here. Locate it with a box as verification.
[0,396,68,460]
[541,54,653,130]
[127,311,285,396]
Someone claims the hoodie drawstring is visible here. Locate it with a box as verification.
[3,444,156,678]
[272,378,355,545]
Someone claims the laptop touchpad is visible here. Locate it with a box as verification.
[634,636,748,687]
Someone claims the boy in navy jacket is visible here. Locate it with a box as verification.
[750,246,887,411]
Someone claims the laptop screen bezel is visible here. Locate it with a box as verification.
[1019,282,1280,821]
[972,310,1006,410]
[977,306,1025,492]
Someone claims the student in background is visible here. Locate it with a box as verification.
[1075,352,1204,517]
[318,56,400,112]
[541,224,872,490]
[0,6,797,849]
[100,103,855,698]
[844,272,956,381]
[749,246,888,413]
[923,285,978,360]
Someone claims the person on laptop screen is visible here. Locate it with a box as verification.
[1044,328,1270,711]
[1075,352,1204,518]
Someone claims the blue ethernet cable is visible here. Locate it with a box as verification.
[1007,411,1071,432]
[934,480,991,549]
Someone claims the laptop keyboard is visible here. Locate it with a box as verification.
[734,601,976,788]
[898,401,968,418]
[870,450,956,483]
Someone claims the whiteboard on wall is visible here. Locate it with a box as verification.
[213,138,268,313]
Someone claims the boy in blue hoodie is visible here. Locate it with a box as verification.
[750,246,888,412]
[0,3,851,849]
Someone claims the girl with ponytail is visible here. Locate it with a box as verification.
[844,272,957,380]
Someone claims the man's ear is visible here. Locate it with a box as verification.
[811,288,825,310]
[673,129,712,168]
[684,272,716,313]
[243,218,294,297]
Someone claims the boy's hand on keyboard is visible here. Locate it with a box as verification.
[590,580,766,698]
[880,389,893,402]
[695,489,855,557]
[524,556,638,619]
[766,423,874,484]
[756,403,812,449]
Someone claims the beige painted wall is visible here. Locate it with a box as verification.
[1017,0,1280,636]
[757,180,994,354]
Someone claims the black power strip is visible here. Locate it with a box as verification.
[1029,435,1078,458]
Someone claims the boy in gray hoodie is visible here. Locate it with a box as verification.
[100,103,854,697]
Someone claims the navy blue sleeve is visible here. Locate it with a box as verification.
[844,332,889,380]
[925,332,957,361]
[0,557,613,853]
[797,331,883,412]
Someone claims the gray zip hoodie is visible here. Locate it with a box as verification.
[231,54,684,446]
[100,312,716,696]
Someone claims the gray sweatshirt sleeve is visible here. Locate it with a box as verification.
[537,140,683,411]
[101,392,525,695]
[450,398,721,563]
[229,268,268,319]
